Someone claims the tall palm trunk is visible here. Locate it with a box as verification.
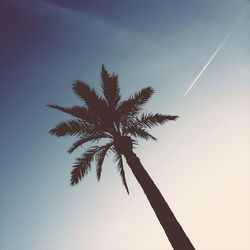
[116,136,195,250]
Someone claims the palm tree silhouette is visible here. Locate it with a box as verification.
[47,65,195,250]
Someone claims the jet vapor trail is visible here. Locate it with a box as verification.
[184,6,249,96]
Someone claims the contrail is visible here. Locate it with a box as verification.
[184,6,250,96]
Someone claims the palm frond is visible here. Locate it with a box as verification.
[125,127,156,141]
[136,113,178,129]
[95,142,114,181]
[70,146,101,185]
[131,86,154,107]
[114,152,129,194]
[49,119,91,137]
[67,133,111,154]
[117,86,154,117]
[47,104,97,123]
[73,80,107,113]
[72,80,98,105]
[101,65,121,108]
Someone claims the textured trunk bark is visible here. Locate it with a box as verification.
[123,149,195,250]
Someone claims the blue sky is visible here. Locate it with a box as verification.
[1,0,249,249]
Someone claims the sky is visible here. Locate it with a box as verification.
[0,0,250,249]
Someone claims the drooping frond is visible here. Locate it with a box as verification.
[68,133,111,154]
[117,86,154,118]
[70,146,101,185]
[114,152,129,194]
[47,104,97,124]
[136,113,178,129]
[49,119,92,137]
[124,126,156,141]
[101,65,121,108]
[95,142,114,181]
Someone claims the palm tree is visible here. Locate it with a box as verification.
[47,65,195,250]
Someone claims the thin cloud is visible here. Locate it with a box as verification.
[42,0,183,34]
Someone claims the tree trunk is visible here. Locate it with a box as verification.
[116,137,195,250]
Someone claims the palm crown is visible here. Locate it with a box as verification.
[48,65,178,193]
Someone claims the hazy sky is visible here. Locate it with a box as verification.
[1,0,249,249]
